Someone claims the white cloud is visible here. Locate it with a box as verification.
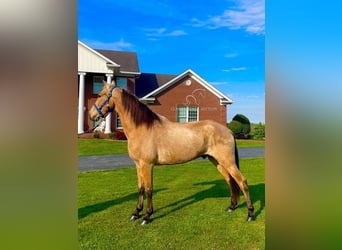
[168,30,187,36]
[210,81,231,86]
[191,0,264,35]
[144,27,187,38]
[223,67,247,72]
[83,38,134,50]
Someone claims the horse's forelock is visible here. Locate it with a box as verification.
[120,90,160,128]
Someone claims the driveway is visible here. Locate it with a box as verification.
[78,147,264,172]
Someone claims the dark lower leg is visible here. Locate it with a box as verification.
[227,174,240,211]
[227,197,238,211]
[141,188,153,224]
[241,179,255,221]
[130,186,144,220]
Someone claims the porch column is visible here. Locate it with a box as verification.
[78,72,86,134]
[104,73,113,134]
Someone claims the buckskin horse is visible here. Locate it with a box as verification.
[88,80,255,225]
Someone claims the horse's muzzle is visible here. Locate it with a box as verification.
[88,107,99,121]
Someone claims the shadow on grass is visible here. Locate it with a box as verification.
[153,180,265,221]
[78,188,167,219]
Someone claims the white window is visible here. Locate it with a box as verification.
[177,106,199,122]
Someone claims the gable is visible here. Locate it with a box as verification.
[140,69,233,105]
[156,76,219,106]
[78,41,119,74]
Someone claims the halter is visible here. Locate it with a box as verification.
[93,85,117,118]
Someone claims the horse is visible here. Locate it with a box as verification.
[88,80,255,225]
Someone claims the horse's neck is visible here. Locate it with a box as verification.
[113,98,135,138]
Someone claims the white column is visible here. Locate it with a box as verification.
[78,72,86,134]
[104,74,113,134]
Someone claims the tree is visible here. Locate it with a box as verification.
[228,114,251,138]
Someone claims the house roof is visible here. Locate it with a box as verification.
[135,73,177,98]
[95,49,140,74]
[140,69,233,105]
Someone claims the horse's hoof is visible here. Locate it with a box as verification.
[129,215,138,221]
[140,219,150,225]
[247,216,255,222]
[227,206,235,212]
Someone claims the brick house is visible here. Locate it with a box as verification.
[78,40,233,135]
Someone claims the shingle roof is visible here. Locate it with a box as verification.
[95,49,140,73]
[135,73,177,97]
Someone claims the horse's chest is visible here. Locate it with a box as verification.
[128,140,156,162]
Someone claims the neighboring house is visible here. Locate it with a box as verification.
[78,40,233,134]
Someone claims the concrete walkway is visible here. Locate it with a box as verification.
[78,147,264,172]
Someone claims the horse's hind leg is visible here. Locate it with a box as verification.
[226,161,255,221]
[208,157,239,212]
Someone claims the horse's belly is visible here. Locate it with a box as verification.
[156,148,202,165]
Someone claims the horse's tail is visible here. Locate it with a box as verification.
[235,139,240,169]
[230,139,241,201]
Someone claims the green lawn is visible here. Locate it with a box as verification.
[78,158,265,249]
[236,139,265,148]
[78,139,128,156]
[78,139,264,156]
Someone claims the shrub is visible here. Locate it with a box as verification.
[228,120,241,138]
[234,114,251,135]
[115,130,127,140]
[253,122,265,139]
[93,130,100,139]
[228,114,251,138]
[107,132,115,140]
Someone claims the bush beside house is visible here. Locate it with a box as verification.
[228,114,265,140]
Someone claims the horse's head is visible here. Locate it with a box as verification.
[88,80,117,121]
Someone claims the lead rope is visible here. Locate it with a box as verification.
[78,117,105,135]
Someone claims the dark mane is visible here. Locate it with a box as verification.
[121,89,161,128]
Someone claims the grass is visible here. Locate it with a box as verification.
[78,158,265,249]
[236,139,265,148]
[78,139,265,156]
[78,139,128,156]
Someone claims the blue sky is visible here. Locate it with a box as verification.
[78,0,265,123]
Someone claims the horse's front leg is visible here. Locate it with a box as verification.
[130,166,144,221]
[140,163,154,225]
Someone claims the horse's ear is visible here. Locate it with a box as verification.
[102,80,108,86]
[111,80,116,86]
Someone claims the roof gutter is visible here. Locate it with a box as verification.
[220,99,233,105]
[118,71,141,77]
[140,97,155,104]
